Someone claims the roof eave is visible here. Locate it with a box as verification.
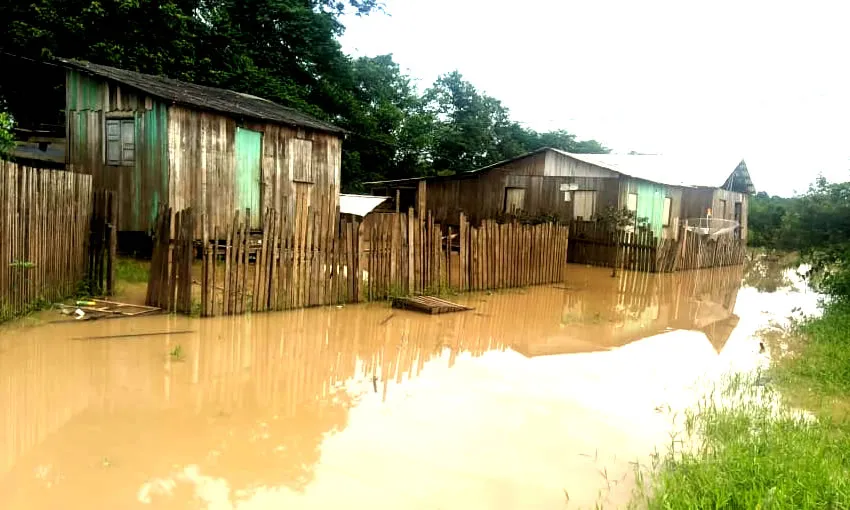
[55,57,345,135]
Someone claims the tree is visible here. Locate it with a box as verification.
[423,71,610,177]
[0,3,610,189]
[748,191,791,248]
[338,55,434,190]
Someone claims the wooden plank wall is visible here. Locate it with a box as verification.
[148,206,570,317]
[168,106,342,240]
[0,161,93,321]
[67,70,169,232]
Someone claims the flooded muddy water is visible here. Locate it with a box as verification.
[0,263,819,509]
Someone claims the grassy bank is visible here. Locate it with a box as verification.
[634,300,850,509]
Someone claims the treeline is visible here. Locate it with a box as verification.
[0,0,608,191]
[750,177,850,297]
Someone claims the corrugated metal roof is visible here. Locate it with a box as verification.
[557,151,746,189]
[365,148,752,192]
[340,194,389,217]
[56,58,343,134]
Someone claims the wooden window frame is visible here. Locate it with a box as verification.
[291,137,314,184]
[105,114,136,166]
[662,196,673,227]
[572,190,597,221]
[626,192,638,212]
[503,187,526,214]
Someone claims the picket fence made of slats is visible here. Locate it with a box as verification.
[568,220,745,273]
[0,161,92,320]
[146,207,570,316]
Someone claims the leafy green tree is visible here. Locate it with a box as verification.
[0,2,609,189]
[748,192,791,248]
[339,55,434,190]
[423,71,609,176]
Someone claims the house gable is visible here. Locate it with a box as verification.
[721,160,756,194]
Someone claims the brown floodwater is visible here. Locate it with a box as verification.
[0,263,819,509]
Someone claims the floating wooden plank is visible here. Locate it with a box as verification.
[60,298,160,318]
[391,295,473,315]
[73,330,195,340]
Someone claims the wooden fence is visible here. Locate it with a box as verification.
[0,161,92,320]
[146,207,570,316]
[676,228,746,270]
[568,220,746,273]
[86,190,117,295]
[568,221,659,272]
[146,207,196,314]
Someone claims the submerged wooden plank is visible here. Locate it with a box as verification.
[391,295,473,315]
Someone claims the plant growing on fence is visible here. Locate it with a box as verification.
[0,111,14,156]
[494,211,565,225]
[593,206,638,277]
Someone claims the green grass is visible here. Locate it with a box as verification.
[773,300,850,401]
[0,296,54,325]
[634,376,850,509]
[169,344,185,361]
[634,301,850,509]
[115,257,150,284]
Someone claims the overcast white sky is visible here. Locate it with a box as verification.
[340,0,850,196]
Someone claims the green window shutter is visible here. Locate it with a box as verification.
[106,119,121,165]
[121,119,135,165]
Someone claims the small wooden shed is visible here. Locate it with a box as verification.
[367,148,754,241]
[59,58,344,234]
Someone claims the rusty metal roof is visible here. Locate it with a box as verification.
[56,58,343,134]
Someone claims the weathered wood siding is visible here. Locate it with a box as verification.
[372,150,747,241]
[389,152,619,225]
[167,107,341,237]
[543,150,619,178]
[66,70,168,232]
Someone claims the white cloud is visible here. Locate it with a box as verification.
[340,0,850,196]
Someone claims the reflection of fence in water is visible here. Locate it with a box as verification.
[1,288,573,481]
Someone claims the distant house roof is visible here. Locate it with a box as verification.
[339,194,390,217]
[365,148,755,193]
[56,58,343,134]
[557,151,754,192]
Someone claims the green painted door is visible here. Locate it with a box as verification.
[235,127,263,228]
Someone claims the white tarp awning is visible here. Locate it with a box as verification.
[339,194,389,217]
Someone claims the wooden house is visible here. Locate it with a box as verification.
[367,148,754,241]
[58,58,344,234]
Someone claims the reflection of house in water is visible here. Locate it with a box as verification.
[512,266,744,357]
